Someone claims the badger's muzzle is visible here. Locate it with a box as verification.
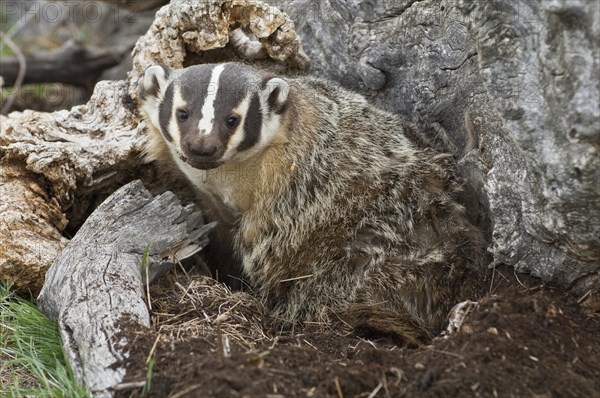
[180,134,225,169]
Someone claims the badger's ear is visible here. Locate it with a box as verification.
[143,65,171,99]
[261,77,289,114]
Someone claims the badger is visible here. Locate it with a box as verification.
[140,62,487,345]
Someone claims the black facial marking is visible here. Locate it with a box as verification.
[159,83,174,142]
[215,64,251,115]
[142,75,160,100]
[274,94,288,115]
[262,77,287,115]
[143,65,170,101]
[267,86,280,112]
[213,64,253,148]
[238,93,262,152]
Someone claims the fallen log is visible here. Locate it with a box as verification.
[0,80,149,293]
[0,40,130,88]
[100,0,169,12]
[37,180,214,398]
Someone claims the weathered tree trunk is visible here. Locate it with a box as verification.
[37,180,212,397]
[127,0,309,102]
[281,0,599,296]
[0,80,146,293]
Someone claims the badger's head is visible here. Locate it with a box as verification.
[141,63,289,170]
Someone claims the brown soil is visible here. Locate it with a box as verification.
[115,266,600,398]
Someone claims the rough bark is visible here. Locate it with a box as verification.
[279,0,599,296]
[0,80,145,293]
[37,180,213,398]
[127,0,310,102]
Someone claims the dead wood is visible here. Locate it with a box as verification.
[0,40,130,89]
[0,80,146,293]
[37,180,213,397]
[127,0,310,102]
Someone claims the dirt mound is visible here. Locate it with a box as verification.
[116,267,600,398]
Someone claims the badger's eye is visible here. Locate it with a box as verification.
[225,115,239,129]
[177,109,189,122]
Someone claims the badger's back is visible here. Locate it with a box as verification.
[236,78,486,339]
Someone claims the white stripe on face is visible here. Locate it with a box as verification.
[198,64,226,136]
[170,84,186,153]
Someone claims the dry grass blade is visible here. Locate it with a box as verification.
[149,274,270,350]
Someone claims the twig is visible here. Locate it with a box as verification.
[577,289,592,304]
[112,381,146,390]
[266,367,297,377]
[2,3,35,45]
[493,267,510,284]
[382,373,391,398]
[175,281,197,307]
[367,382,383,398]
[144,259,152,312]
[513,269,525,288]
[1,3,35,114]
[334,377,344,398]
[146,333,161,365]
[171,384,204,398]
[278,274,313,283]
[388,367,403,387]
[426,347,464,359]
[216,300,242,323]
[303,339,318,351]
[169,248,191,280]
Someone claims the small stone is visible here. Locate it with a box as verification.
[461,324,474,334]
[487,327,499,335]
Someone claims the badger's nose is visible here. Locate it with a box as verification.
[183,135,222,160]
[190,143,218,157]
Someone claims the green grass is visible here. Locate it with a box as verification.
[0,283,89,397]
[0,44,14,57]
[143,355,154,395]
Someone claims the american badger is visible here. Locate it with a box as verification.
[140,63,487,345]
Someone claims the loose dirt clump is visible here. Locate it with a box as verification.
[116,266,600,398]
